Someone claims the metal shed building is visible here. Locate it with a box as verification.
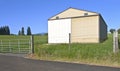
[48,8,107,43]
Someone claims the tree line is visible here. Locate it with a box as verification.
[0,26,32,35]
[18,27,32,35]
[0,26,10,35]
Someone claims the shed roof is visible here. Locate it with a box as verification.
[48,7,99,20]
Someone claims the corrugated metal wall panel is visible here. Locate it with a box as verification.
[71,16,99,43]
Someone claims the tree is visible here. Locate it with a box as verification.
[110,29,115,34]
[4,26,10,35]
[0,26,10,35]
[7,26,10,35]
[27,27,32,35]
[117,28,120,34]
[18,30,21,35]
[21,27,25,35]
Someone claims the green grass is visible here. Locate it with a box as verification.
[34,34,120,67]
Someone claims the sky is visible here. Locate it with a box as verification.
[0,0,120,34]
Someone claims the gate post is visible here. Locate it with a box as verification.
[69,33,71,51]
[113,31,119,53]
[31,35,34,54]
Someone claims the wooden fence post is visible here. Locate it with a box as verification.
[69,33,71,51]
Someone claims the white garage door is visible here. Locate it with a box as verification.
[48,19,71,43]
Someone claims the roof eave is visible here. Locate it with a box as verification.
[48,7,100,20]
[48,14,99,21]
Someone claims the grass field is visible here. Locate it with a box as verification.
[34,34,120,67]
[0,34,120,67]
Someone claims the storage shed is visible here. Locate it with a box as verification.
[48,8,107,43]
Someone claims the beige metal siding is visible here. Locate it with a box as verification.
[99,16,107,42]
[50,8,98,20]
[71,16,99,43]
